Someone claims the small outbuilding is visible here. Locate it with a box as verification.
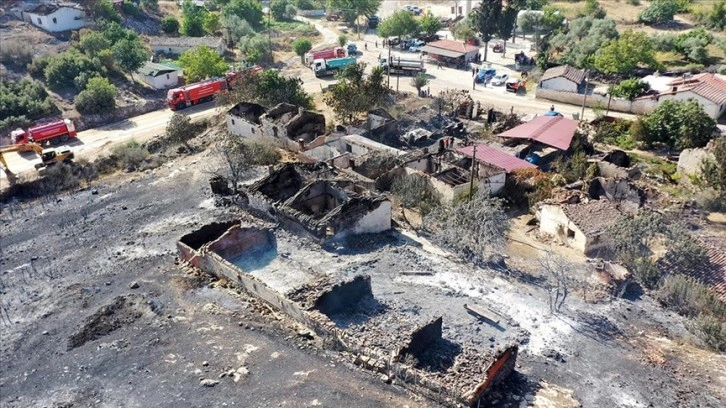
[420,39,480,66]
[148,36,226,56]
[538,65,587,93]
[538,200,624,255]
[498,115,580,151]
[136,62,182,89]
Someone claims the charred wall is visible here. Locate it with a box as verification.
[399,317,443,359]
[313,275,373,317]
[179,220,240,250]
[207,225,275,261]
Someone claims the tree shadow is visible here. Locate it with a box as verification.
[322,230,421,255]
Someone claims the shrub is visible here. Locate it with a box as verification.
[693,314,726,352]
[638,0,679,25]
[75,77,117,114]
[270,0,289,20]
[111,140,149,171]
[161,16,180,34]
[43,49,103,91]
[0,40,33,71]
[391,173,441,217]
[0,79,59,133]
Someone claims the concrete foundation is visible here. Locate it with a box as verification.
[178,221,519,407]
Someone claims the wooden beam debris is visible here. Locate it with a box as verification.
[464,303,500,325]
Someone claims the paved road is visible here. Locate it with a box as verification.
[292,13,635,121]
[0,104,220,187]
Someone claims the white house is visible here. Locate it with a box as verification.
[147,36,226,56]
[20,2,86,32]
[136,62,182,89]
[639,74,726,120]
[538,65,587,94]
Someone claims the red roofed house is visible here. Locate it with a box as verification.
[498,115,580,151]
[419,39,480,66]
[638,73,726,120]
[538,65,587,93]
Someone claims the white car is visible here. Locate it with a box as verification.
[491,73,509,86]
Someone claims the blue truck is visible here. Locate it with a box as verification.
[313,56,356,77]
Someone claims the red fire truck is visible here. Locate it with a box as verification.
[11,119,77,145]
[166,77,230,111]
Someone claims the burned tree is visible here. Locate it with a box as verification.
[539,251,574,314]
[214,133,281,194]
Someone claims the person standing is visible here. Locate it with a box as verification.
[364,43,368,51]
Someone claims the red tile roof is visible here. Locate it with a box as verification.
[658,236,726,301]
[540,65,587,84]
[497,116,580,151]
[426,39,480,54]
[690,75,726,105]
[457,144,536,172]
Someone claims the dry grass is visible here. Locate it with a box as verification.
[158,0,181,18]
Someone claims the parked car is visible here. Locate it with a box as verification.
[326,12,341,21]
[411,6,422,15]
[491,74,509,86]
[505,78,522,92]
[476,68,496,83]
[347,43,358,55]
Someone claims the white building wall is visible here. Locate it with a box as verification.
[657,92,721,119]
[140,72,180,90]
[226,114,264,138]
[26,7,86,32]
[540,77,578,93]
[538,204,588,253]
[480,172,505,195]
[349,201,392,235]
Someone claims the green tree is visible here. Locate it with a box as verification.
[338,34,348,47]
[203,12,222,34]
[0,79,59,133]
[140,0,159,11]
[633,99,718,149]
[43,49,102,91]
[451,16,476,41]
[610,78,651,100]
[222,0,264,28]
[391,173,441,221]
[674,28,713,64]
[593,30,660,75]
[324,62,387,123]
[270,0,289,20]
[377,10,420,39]
[292,38,312,63]
[497,1,523,56]
[419,12,442,36]
[550,16,618,68]
[222,14,255,45]
[410,73,429,96]
[237,35,270,63]
[165,113,198,151]
[179,46,229,82]
[78,30,111,55]
[706,1,726,31]
[83,0,123,23]
[181,0,207,36]
[328,0,381,23]
[639,0,679,25]
[220,69,314,109]
[473,0,503,61]
[112,37,150,72]
[583,0,606,18]
[75,77,117,114]
[608,212,667,289]
[161,16,180,34]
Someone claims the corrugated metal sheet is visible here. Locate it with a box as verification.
[457,144,536,172]
[497,116,580,151]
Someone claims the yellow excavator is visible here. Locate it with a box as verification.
[0,143,75,182]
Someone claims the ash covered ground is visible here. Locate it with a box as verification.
[1,153,724,408]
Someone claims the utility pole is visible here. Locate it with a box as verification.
[580,76,589,121]
[468,145,478,198]
[387,43,391,89]
[396,56,400,93]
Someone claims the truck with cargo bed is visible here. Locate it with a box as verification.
[379,56,426,76]
[11,119,77,145]
[313,57,356,77]
[304,47,346,67]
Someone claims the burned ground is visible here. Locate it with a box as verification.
[1,149,724,407]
